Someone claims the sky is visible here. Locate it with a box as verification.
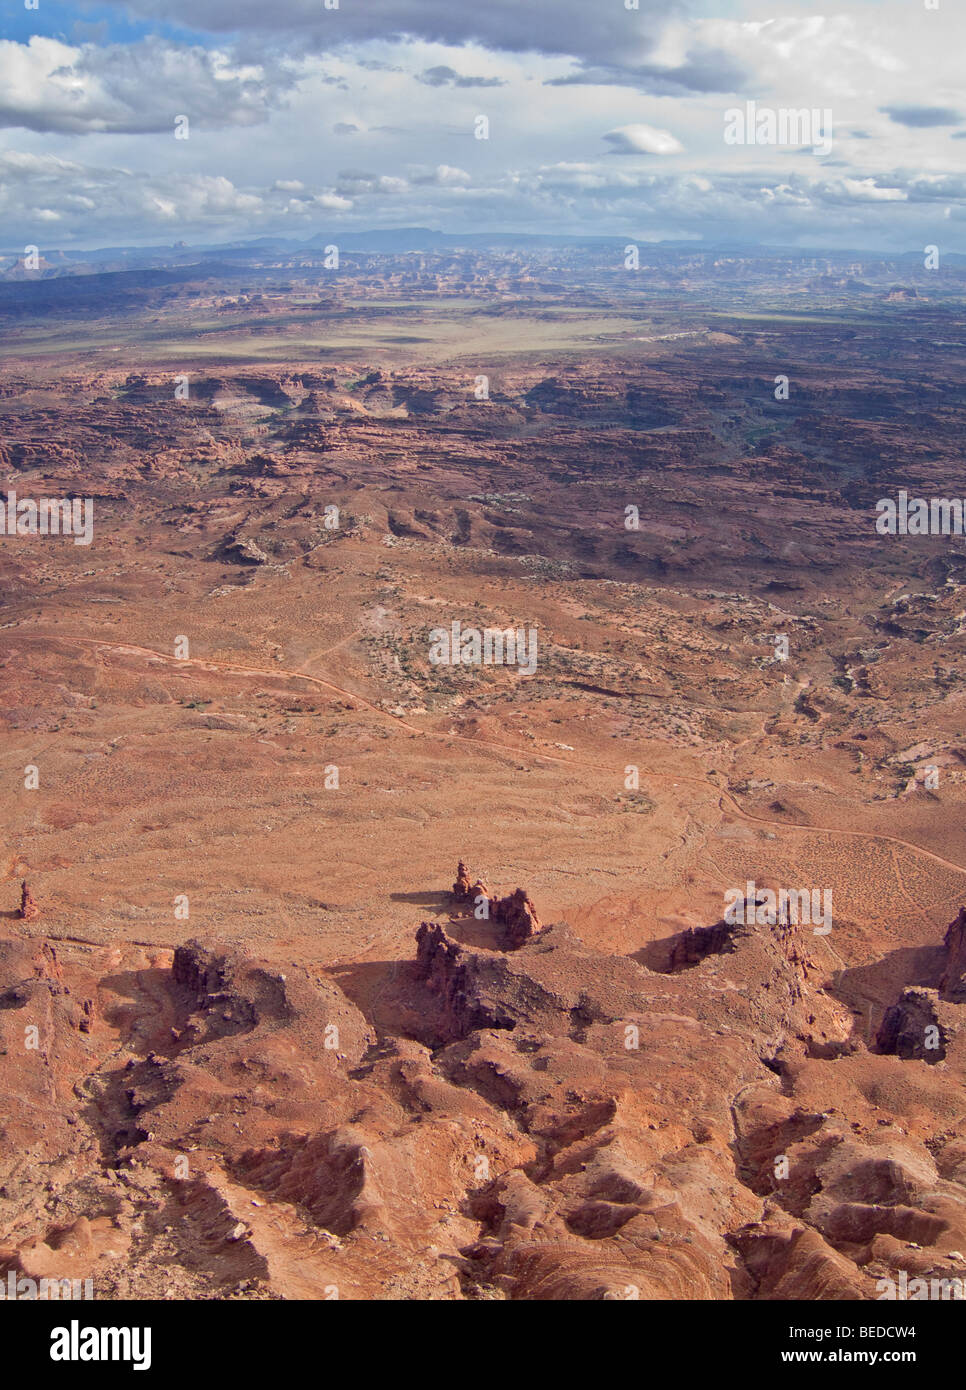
[1,0,965,251]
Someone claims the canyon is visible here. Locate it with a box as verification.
[1,243,965,1300]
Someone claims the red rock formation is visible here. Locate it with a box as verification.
[415,921,460,980]
[413,922,516,1040]
[17,881,39,922]
[941,906,966,1002]
[451,860,490,907]
[32,940,62,983]
[877,987,952,1062]
[490,887,541,950]
[451,863,540,948]
[451,860,474,903]
[772,919,818,1003]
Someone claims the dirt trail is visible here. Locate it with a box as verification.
[13,630,966,884]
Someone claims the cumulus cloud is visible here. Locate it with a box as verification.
[838,177,906,202]
[3,141,964,249]
[603,124,683,156]
[313,192,353,210]
[0,150,352,239]
[104,0,760,98]
[0,36,284,133]
[334,169,409,196]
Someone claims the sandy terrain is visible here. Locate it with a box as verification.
[2,253,966,1299]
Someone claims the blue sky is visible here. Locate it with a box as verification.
[4,2,200,45]
[1,0,964,250]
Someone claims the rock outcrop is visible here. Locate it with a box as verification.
[452,860,474,902]
[490,887,542,950]
[3,864,966,1302]
[941,907,966,1003]
[16,881,39,921]
[877,987,951,1063]
[449,863,541,950]
[451,859,489,906]
[667,917,738,971]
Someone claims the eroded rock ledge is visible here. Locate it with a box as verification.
[2,885,966,1300]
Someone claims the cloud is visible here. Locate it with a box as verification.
[603,123,683,156]
[881,105,962,128]
[100,0,671,71]
[410,164,471,186]
[0,36,284,134]
[838,177,906,202]
[416,66,505,88]
[548,48,749,95]
[140,0,750,97]
[4,0,966,251]
[313,192,353,210]
[3,143,965,250]
[0,150,353,239]
[334,169,409,196]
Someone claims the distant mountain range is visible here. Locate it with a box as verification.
[2,228,963,268]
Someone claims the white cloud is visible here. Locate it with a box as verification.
[603,123,684,156]
[433,164,471,185]
[0,151,356,238]
[841,177,906,202]
[0,36,283,134]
